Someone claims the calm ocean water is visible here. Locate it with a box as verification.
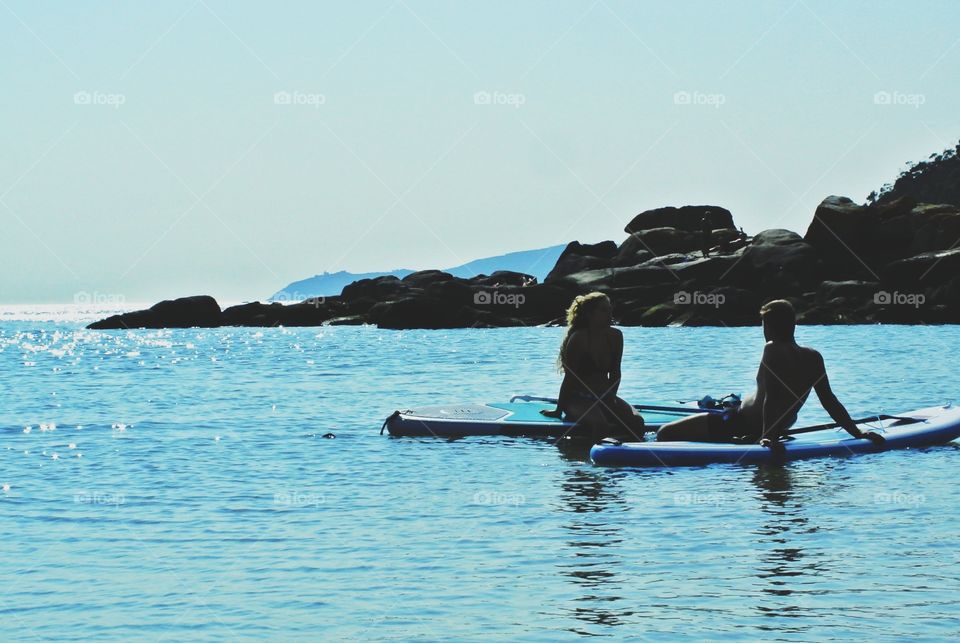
[2,306,959,640]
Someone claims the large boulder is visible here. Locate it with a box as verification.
[424,278,474,303]
[619,227,699,257]
[221,301,286,326]
[552,264,678,292]
[340,275,408,300]
[883,247,960,286]
[367,296,476,329]
[545,241,618,283]
[401,270,455,288]
[469,283,573,325]
[470,270,536,288]
[729,229,820,295]
[552,268,614,291]
[625,205,735,234]
[804,196,894,279]
[634,253,695,268]
[511,283,575,323]
[805,195,960,282]
[340,275,410,314]
[907,205,960,256]
[613,234,655,267]
[281,299,345,326]
[752,229,804,246]
[220,299,344,327]
[670,254,742,285]
[87,295,221,329]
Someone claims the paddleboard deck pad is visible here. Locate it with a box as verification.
[589,404,960,467]
[382,399,706,438]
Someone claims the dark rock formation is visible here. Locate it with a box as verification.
[624,205,734,233]
[621,227,699,257]
[805,194,960,282]
[729,229,820,295]
[88,295,221,329]
[544,241,618,283]
[367,296,474,330]
[88,188,960,330]
[883,247,960,286]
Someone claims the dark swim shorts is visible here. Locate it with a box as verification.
[705,408,760,443]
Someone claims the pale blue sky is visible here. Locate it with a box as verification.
[1,0,957,303]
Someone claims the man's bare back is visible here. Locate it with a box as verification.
[739,341,824,439]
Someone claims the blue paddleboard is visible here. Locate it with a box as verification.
[589,404,960,467]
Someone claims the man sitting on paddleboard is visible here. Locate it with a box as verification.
[657,299,885,448]
[542,292,646,441]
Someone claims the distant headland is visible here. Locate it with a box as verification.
[89,142,960,330]
[268,244,566,300]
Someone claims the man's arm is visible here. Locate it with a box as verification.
[812,352,884,443]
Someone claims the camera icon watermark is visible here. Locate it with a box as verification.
[271,291,326,306]
[673,491,725,507]
[474,290,525,308]
[73,291,126,306]
[274,90,326,108]
[673,90,726,108]
[274,491,325,507]
[473,90,526,108]
[873,491,925,508]
[873,90,925,108]
[74,491,125,506]
[674,290,725,308]
[73,90,126,109]
[472,489,525,506]
[874,291,924,308]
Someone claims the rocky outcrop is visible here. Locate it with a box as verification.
[544,241,618,283]
[624,205,734,233]
[221,298,346,327]
[805,195,960,279]
[88,192,960,330]
[88,295,222,329]
[87,271,571,330]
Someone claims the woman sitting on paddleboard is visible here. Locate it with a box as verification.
[543,292,645,440]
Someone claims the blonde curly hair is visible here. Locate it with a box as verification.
[557,292,610,371]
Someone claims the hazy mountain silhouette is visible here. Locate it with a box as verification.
[269,244,566,300]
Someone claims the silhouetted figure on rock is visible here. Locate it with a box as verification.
[701,214,712,258]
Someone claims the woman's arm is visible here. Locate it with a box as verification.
[607,328,624,398]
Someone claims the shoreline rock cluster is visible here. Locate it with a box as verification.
[87,194,960,330]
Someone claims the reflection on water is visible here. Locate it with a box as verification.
[751,465,813,620]
[556,467,630,633]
